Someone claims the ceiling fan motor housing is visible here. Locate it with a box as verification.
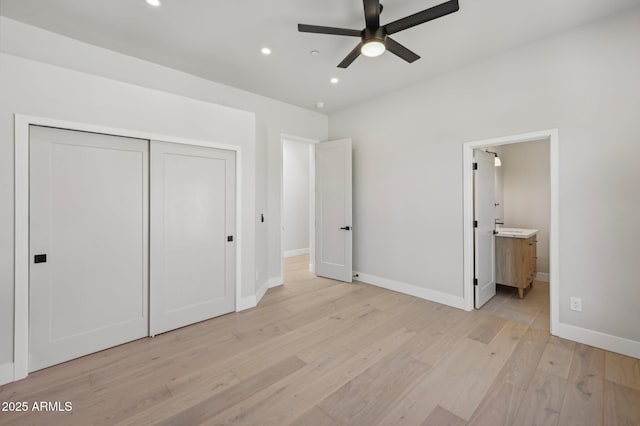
[363,27,386,44]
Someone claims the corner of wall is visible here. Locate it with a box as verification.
[0,362,14,386]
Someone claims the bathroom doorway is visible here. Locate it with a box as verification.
[478,140,551,329]
[463,129,559,335]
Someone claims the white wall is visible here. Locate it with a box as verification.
[329,8,640,346]
[283,140,310,255]
[0,17,327,369]
[500,140,551,274]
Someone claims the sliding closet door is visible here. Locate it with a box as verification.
[29,126,149,372]
[150,141,236,335]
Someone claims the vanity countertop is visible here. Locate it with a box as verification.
[495,228,538,239]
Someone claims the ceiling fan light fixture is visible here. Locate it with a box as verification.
[361,40,385,58]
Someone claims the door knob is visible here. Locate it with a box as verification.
[340,226,351,231]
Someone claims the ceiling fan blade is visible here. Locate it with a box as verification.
[385,37,420,63]
[384,0,459,35]
[338,42,363,68]
[298,24,361,37]
[363,0,380,28]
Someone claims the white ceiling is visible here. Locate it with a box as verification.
[1,0,639,113]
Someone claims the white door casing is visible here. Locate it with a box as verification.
[315,139,353,282]
[474,150,496,308]
[29,126,149,371]
[150,141,236,335]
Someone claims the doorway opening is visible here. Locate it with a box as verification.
[280,134,317,281]
[463,129,559,335]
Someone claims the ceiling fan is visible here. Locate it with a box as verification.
[298,0,459,68]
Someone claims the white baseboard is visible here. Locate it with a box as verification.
[0,362,14,386]
[236,295,256,312]
[354,272,466,310]
[535,272,550,282]
[283,248,309,258]
[268,276,283,288]
[556,322,640,359]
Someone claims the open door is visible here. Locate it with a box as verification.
[474,150,496,308]
[315,139,352,282]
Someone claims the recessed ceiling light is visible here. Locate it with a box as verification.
[146,0,161,7]
[330,77,339,84]
[310,50,320,56]
[261,47,272,55]
[316,101,325,109]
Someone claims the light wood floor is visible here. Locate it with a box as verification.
[1,255,639,425]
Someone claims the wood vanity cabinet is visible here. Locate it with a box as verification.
[495,235,537,298]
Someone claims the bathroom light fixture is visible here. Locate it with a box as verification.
[261,47,272,55]
[485,150,502,167]
[330,77,339,84]
[146,0,161,7]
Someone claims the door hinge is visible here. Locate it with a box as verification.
[474,278,478,286]
[473,220,478,228]
[472,162,478,170]
[227,235,234,242]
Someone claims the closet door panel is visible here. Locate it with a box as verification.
[29,126,149,371]
[150,141,236,335]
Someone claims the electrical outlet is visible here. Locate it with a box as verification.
[570,297,582,312]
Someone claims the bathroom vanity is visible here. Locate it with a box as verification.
[495,228,537,298]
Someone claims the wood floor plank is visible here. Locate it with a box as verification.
[467,315,508,344]
[206,348,356,426]
[156,356,306,425]
[290,407,338,426]
[605,351,640,391]
[375,321,527,424]
[536,336,576,380]
[317,337,431,425]
[116,370,240,426]
[512,370,567,426]
[468,380,526,426]
[558,343,605,426]
[494,327,549,390]
[438,321,528,420]
[422,406,467,426]
[603,380,640,426]
[218,328,417,426]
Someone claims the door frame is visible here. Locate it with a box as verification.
[13,114,243,382]
[280,134,319,280]
[462,129,559,335]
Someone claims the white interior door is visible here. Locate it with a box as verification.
[29,126,149,371]
[150,141,236,335]
[315,139,352,282]
[474,150,496,308]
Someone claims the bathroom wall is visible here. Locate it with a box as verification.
[497,140,551,275]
